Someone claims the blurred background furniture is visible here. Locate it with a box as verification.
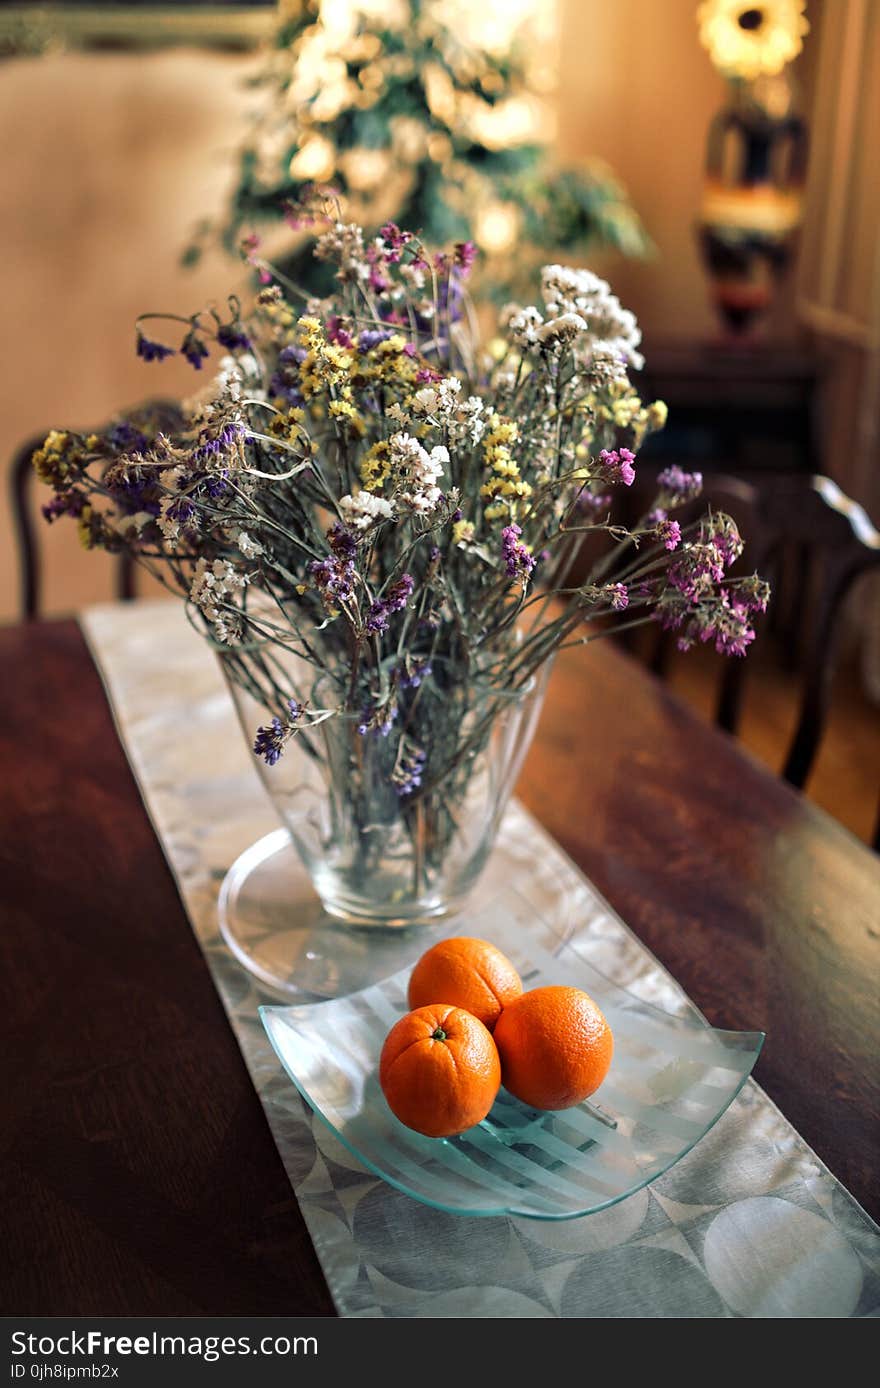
[629,471,880,850]
[9,398,182,621]
[633,339,826,477]
[11,431,135,621]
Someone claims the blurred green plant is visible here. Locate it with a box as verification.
[185,0,651,295]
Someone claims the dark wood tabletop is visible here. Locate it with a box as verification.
[1,618,878,1315]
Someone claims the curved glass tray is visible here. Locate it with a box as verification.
[260,898,764,1220]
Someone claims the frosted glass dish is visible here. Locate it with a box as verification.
[260,891,764,1220]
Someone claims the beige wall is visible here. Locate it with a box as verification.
[0,49,256,620]
[556,0,820,344]
[557,0,728,340]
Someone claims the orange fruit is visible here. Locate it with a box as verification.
[379,1003,501,1138]
[407,936,523,1031]
[493,985,613,1110]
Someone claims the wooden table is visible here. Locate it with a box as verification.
[1,619,877,1314]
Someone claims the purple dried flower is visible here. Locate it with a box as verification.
[310,555,356,607]
[327,522,358,560]
[655,517,682,551]
[181,330,210,370]
[253,717,284,766]
[455,241,478,272]
[577,490,612,515]
[605,583,629,611]
[368,260,390,294]
[598,448,636,487]
[738,574,771,613]
[191,422,243,469]
[253,700,301,766]
[393,745,427,797]
[202,470,229,498]
[109,422,149,455]
[216,322,251,352]
[379,223,411,262]
[41,492,86,524]
[357,699,397,737]
[165,495,198,530]
[365,574,414,635]
[396,657,433,689]
[656,466,703,504]
[709,515,744,567]
[501,523,535,580]
[358,329,391,351]
[712,599,756,657]
[326,315,354,348]
[136,331,175,363]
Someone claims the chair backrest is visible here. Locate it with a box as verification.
[9,399,182,620]
[757,475,880,791]
[643,472,880,847]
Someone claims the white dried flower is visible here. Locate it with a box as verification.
[212,612,243,646]
[339,491,395,531]
[411,386,439,416]
[112,511,154,538]
[411,376,462,422]
[236,530,264,559]
[506,306,544,349]
[157,497,185,542]
[389,433,447,515]
[436,376,462,409]
[190,558,249,621]
[314,221,370,284]
[447,394,485,446]
[215,356,243,402]
[539,263,643,369]
[399,261,426,292]
[589,342,630,384]
[159,466,185,493]
[536,313,588,347]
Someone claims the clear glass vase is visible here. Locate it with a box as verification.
[217,645,550,998]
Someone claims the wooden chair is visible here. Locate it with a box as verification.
[640,472,880,851]
[10,399,182,620]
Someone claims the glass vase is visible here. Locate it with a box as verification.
[216,645,550,999]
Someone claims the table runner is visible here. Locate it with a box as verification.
[80,599,880,1318]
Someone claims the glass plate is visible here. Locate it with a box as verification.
[260,891,764,1220]
[218,828,459,1001]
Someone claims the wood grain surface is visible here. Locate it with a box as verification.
[1,619,877,1315]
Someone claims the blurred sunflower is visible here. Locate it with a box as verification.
[697,0,809,80]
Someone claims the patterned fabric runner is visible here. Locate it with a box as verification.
[80,600,880,1318]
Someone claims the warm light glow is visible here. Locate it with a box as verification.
[340,147,393,190]
[475,202,521,254]
[697,0,809,80]
[279,1,557,152]
[314,0,409,47]
[390,115,427,162]
[426,131,452,164]
[289,135,337,182]
[702,181,804,235]
[466,96,541,150]
[423,63,457,126]
[280,0,556,66]
[443,0,555,57]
